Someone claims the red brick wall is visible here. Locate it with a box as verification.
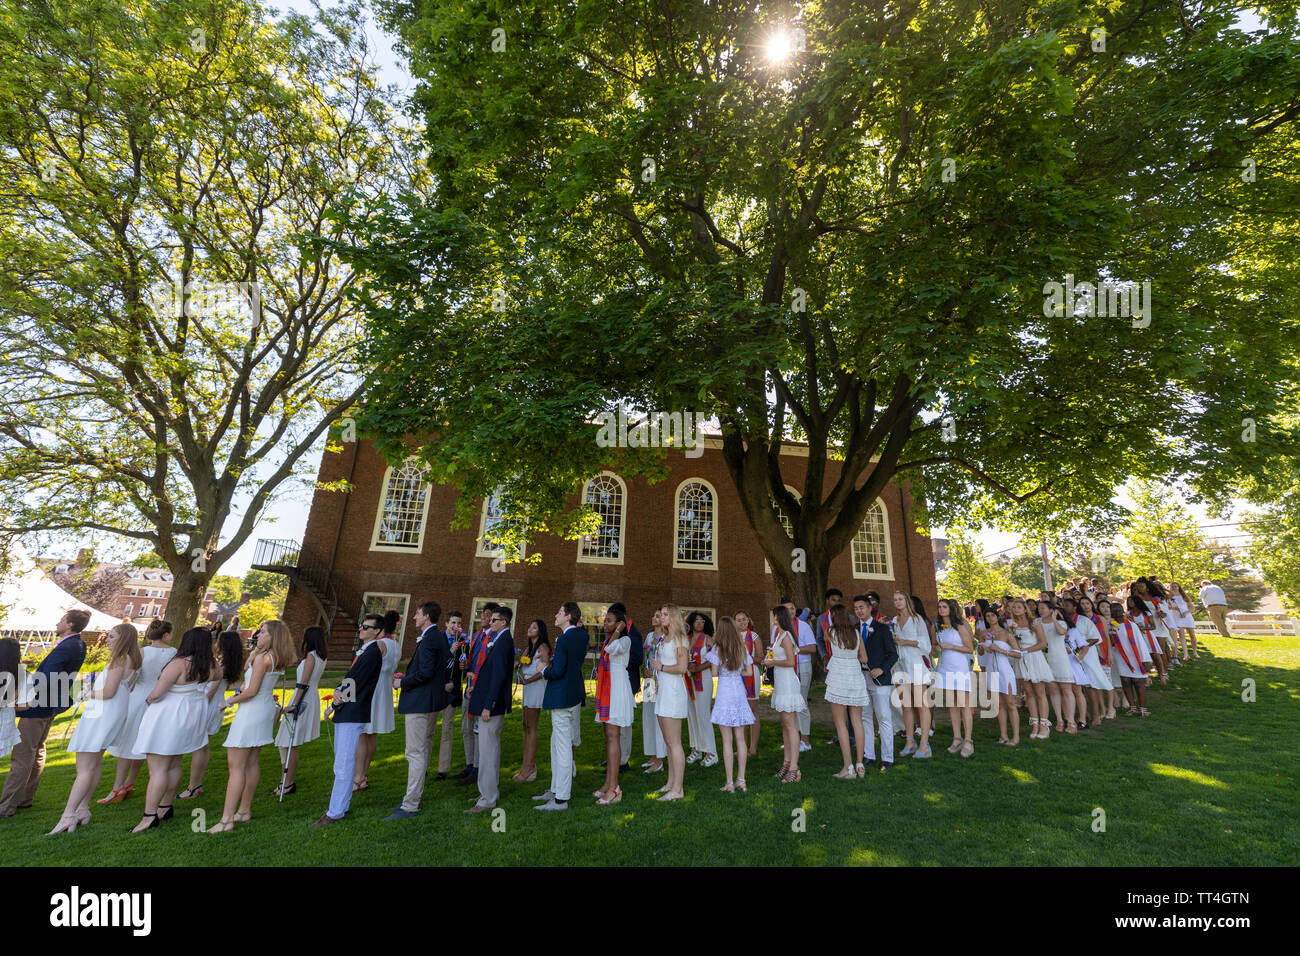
[283,440,938,660]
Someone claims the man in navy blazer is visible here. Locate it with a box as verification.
[312,613,386,827]
[0,609,89,817]
[854,592,899,770]
[534,602,590,811]
[465,606,514,813]
[386,600,453,820]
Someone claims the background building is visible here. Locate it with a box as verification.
[268,438,940,662]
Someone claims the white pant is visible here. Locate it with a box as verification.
[641,701,665,758]
[548,704,581,801]
[797,665,813,736]
[686,683,715,755]
[861,682,894,763]
[326,722,364,820]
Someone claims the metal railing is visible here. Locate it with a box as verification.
[251,537,338,628]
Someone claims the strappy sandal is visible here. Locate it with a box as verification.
[775,763,790,779]
[208,819,235,833]
[833,767,856,779]
[960,740,974,759]
[1139,707,1150,718]
[129,812,159,834]
[854,763,866,778]
[178,786,203,799]
[720,782,735,792]
[736,778,747,791]
[98,785,132,805]
[596,787,622,805]
[271,783,296,796]
[780,768,802,783]
[1066,720,1078,734]
[658,791,684,801]
[642,761,663,774]
[232,810,251,823]
[157,805,174,822]
[352,778,368,792]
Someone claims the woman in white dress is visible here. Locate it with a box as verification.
[514,619,551,783]
[129,628,220,832]
[1111,602,1151,716]
[638,611,665,774]
[593,610,633,805]
[822,605,870,778]
[1068,597,1111,727]
[1166,582,1200,660]
[1143,578,1181,668]
[0,637,27,760]
[734,610,763,759]
[179,630,245,800]
[977,609,1021,745]
[49,624,142,834]
[354,610,401,792]
[651,604,691,800]
[272,626,328,796]
[707,617,755,792]
[1130,583,1170,683]
[1009,599,1053,739]
[764,604,805,783]
[934,599,976,758]
[102,619,176,805]
[209,620,296,832]
[1035,600,1076,733]
[892,590,933,758]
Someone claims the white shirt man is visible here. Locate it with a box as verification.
[1199,581,1231,639]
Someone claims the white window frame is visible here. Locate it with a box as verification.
[672,477,719,570]
[476,491,527,561]
[577,471,627,566]
[361,592,411,631]
[369,459,432,554]
[123,603,133,617]
[765,485,801,574]
[851,498,895,580]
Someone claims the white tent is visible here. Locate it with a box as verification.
[0,543,120,639]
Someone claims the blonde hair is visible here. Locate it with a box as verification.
[259,620,299,671]
[107,623,143,689]
[660,604,689,655]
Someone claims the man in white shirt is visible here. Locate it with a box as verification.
[1198,580,1231,639]
[782,599,818,753]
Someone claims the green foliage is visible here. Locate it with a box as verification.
[242,569,288,604]
[938,530,1015,602]
[347,0,1300,585]
[209,575,243,607]
[0,0,409,624]
[1117,481,1218,586]
[1245,503,1300,615]
[1002,553,1072,594]
[240,595,282,626]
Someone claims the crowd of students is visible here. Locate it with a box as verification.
[0,572,1213,831]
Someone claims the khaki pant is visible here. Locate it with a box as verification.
[0,716,53,814]
[1206,605,1231,639]
[436,704,454,774]
[474,715,504,808]
[461,709,477,768]
[400,709,453,812]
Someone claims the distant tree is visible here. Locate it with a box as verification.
[242,569,288,604]
[939,530,1015,603]
[1006,553,1071,594]
[1117,481,1218,585]
[239,596,282,628]
[1243,504,1300,616]
[209,575,243,607]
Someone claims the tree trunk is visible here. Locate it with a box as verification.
[763,529,831,617]
[165,562,214,633]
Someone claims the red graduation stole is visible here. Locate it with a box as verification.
[595,637,612,721]
[1091,615,1111,664]
[1111,618,1140,673]
[688,633,707,693]
[465,628,489,697]
[741,629,757,697]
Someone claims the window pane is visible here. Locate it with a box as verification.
[852,502,889,575]
[676,481,714,566]
[376,460,428,548]
[580,475,623,559]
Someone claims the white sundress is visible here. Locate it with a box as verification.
[654,639,689,720]
[275,650,325,747]
[362,637,400,734]
[769,631,805,713]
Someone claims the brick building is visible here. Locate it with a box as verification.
[270,438,939,662]
[40,553,218,623]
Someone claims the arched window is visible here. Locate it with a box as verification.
[578,472,626,564]
[477,490,527,560]
[851,499,894,579]
[370,458,430,552]
[765,486,801,574]
[674,479,717,569]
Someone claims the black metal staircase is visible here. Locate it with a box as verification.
[250,538,347,643]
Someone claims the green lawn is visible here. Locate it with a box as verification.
[3,632,1297,866]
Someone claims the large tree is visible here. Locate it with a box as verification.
[0,0,411,627]
[346,0,1300,608]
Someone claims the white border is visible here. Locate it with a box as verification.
[577,471,628,566]
[672,477,720,570]
[851,499,895,580]
[369,460,432,554]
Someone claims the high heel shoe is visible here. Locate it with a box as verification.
[129,812,160,834]
[97,785,133,805]
[48,813,79,835]
[780,768,802,783]
[775,763,789,780]
[157,805,174,822]
[178,785,203,799]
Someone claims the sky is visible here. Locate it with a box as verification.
[213,2,1267,575]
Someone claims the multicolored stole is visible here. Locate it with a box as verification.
[465,629,489,697]
[689,634,707,693]
[595,637,612,721]
[741,629,757,697]
[1111,619,1141,673]
[1091,615,1111,664]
